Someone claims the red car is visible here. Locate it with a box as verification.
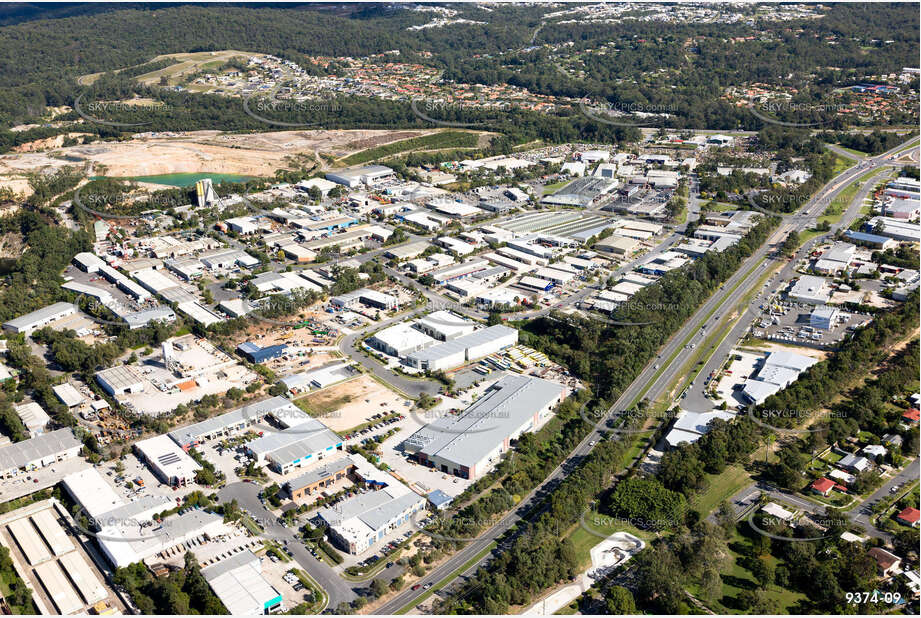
[411,584,421,591]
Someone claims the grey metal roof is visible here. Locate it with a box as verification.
[317,487,422,532]
[202,549,260,580]
[262,428,342,468]
[168,396,296,447]
[123,307,175,328]
[0,428,81,472]
[402,374,562,469]
[3,302,77,331]
[385,240,430,259]
[406,324,516,365]
[246,415,341,467]
[95,495,174,526]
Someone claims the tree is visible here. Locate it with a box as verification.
[604,586,636,614]
[737,588,779,614]
[605,477,687,531]
[750,557,775,589]
[370,578,388,598]
[226,387,244,401]
[715,500,736,538]
[194,467,217,486]
[487,310,504,326]
[700,567,722,602]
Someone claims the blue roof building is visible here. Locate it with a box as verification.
[844,230,896,249]
[427,489,453,510]
[237,342,288,363]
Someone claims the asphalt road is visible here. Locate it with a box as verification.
[375,136,918,614]
[849,457,919,539]
[725,457,918,542]
[218,481,363,609]
[682,165,893,413]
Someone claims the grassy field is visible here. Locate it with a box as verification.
[566,508,655,569]
[295,391,353,417]
[818,167,883,226]
[542,180,571,194]
[339,130,479,165]
[79,50,260,86]
[688,527,808,613]
[837,146,870,158]
[831,153,858,175]
[688,466,753,518]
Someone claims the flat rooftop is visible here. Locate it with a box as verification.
[402,374,563,469]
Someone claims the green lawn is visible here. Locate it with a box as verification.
[831,153,858,174]
[621,431,654,467]
[0,565,37,614]
[566,508,655,569]
[689,466,753,518]
[542,180,570,195]
[818,168,881,226]
[687,528,808,614]
[702,201,740,213]
[837,146,869,158]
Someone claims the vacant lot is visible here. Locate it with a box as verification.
[0,128,448,194]
[295,373,407,432]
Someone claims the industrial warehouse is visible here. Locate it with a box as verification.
[0,500,117,614]
[314,462,426,555]
[0,429,82,478]
[168,396,303,449]
[402,374,566,479]
[245,415,343,474]
[2,302,78,334]
[402,324,519,371]
[202,550,283,615]
[135,434,201,486]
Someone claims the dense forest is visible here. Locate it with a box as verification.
[0,210,92,322]
[0,3,916,147]
[113,552,227,614]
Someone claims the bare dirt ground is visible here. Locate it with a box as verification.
[745,340,830,361]
[0,128,442,195]
[297,373,406,432]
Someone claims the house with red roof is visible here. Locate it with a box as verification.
[903,408,919,423]
[896,507,920,528]
[810,477,836,497]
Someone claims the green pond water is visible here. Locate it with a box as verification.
[90,172,257,187]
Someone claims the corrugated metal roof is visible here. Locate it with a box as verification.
[3,302,76,331]
[402,374,562,469]
[0,429,81,473]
